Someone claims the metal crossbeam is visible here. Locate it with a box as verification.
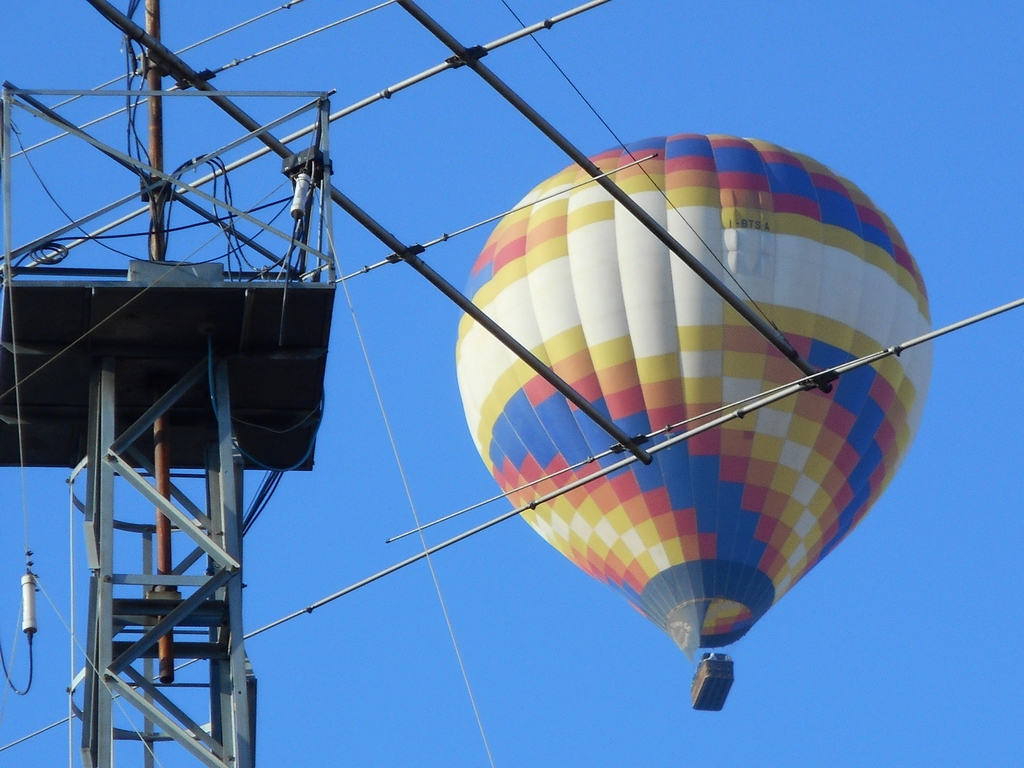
[108,568,234,674]
[7,86,295,268]
[104,677,231,768]
[395,0,825,388]
[106,454,239,570]
[121,667,220,753]
[75,354,254,768]
[110,358,208,456]
[84,0,653,466]
[13,97,332,266]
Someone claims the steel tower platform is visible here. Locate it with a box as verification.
[0,271,333,767]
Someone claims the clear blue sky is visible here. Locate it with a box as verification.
[0,1,1022,766]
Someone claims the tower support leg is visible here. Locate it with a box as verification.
[76,355,254,767]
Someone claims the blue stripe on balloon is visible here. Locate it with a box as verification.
[658,444,695,511]
[847,440,884,499]
[710,145,766,175]
[832,364,875,414]
[815,187,861,234]
[489,412,527,470]
[764,161,817,199]
[846,398,884,456]
[690,455,722,533]
[534,392,595,466]
[632,458,668,494]
[807,338,852,370]
[566,406,651,472]
[736,511,768,568]
[666,135,713,159]
[502,389,559,469]
[836,481,872,541]
[860,221,895,258]
[713,481,751,556]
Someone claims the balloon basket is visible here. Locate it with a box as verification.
[691,653,734,711]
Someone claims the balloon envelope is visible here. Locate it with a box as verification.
[456,134,931,657]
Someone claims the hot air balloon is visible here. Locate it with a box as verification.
[455,135,931,675]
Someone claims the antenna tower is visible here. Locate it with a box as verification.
[1,0,335,764]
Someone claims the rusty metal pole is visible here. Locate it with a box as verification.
[146,0,165,263]
[152,415,175,683]
[146,0,175,685]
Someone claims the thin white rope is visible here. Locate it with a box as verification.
[2,134,33,566]
[35,578,167,768]
[16,0,313,156]
[0,715,69,753]
[176,0,309,58]
[0,605,22,731]
[331,226,497,768]
[67,475,76,768]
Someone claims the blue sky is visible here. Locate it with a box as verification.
[0,1,1022,766]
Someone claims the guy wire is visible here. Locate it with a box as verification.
[333,227,498,768]
[497,0,782,333]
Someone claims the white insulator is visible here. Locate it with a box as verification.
[290,172,312,219]
[21,573,37,635]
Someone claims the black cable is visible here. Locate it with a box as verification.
[205,336,323,477]
[9,126,136,260]
[243,198,294,280]
[163,156,266,278]
[123,2,150,179]
[19,241,69,267]
[39,196,290,243]
[242,471,284,536]
[0,634,34,696]
[14,195,291,272]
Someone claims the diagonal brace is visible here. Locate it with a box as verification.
[121,666,221,752]
[127,446,214,532]
[108,567,235,674]
[104,675,231,768]
[84,0,653,466]
[110,357,209,456]
[106,452,240,570]
[395,0,832,390]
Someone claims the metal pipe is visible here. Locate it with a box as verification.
[396,0,827,389]
[152,414,174,684]
[146,0,175,686]
[240,312,945,639]
[146,0,166,265]
[84,0,653,464]
[13,96,330,265]
[20,0,606,263]
[6,87,290,269]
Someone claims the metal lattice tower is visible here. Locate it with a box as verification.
[2,77,336,766]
